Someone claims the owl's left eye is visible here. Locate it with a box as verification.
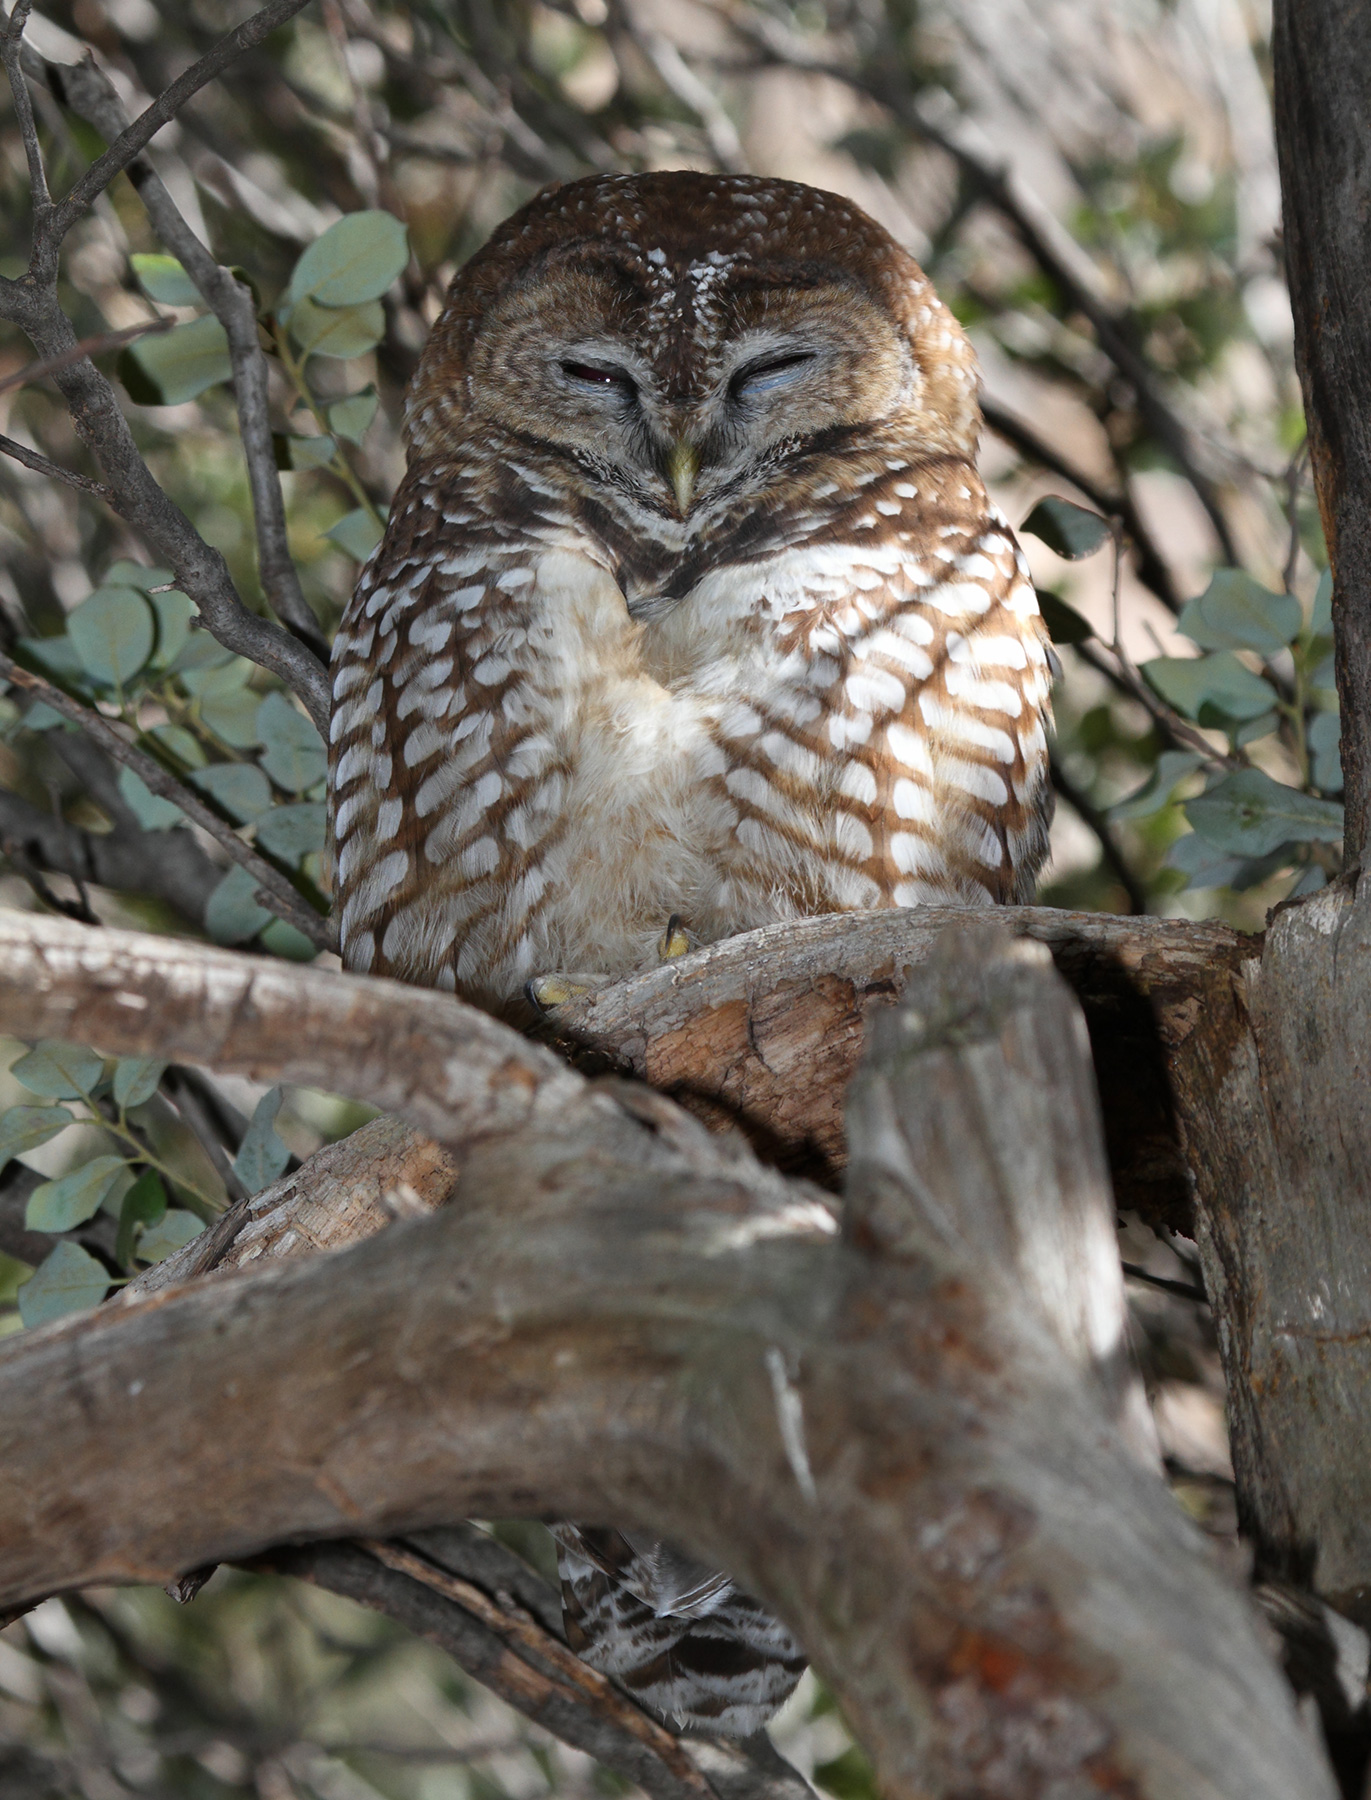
[561,360,636,394]
[730,351,817,398]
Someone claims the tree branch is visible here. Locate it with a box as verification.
[48,53,329,662]
[0,654,335,950]
[42,0,318,257]
[0,912,1334,1798]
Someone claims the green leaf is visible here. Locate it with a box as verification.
[813,1746,880,1800]
[274,431,338,470]
[255,801,327,861]
[327,388,379,444]
[1309,710,1342,794]
[1021,497,1111,560]
[137,1207,204,1264]
[287,295,385,358]
[18,633,84,681]
[324,506,384,560]
[180,656,252,699]
[150,722,207,769]
[149,589,194,667]
[117,766,183,831]
[1108,750,1205,822]
[131,253,200,306]
[170,633,237,675]
[102,561,173,592]
[1177,569,1301,655]
[0,1104,73,1166]
[18,1241,110,1326]
[1142,653,1278,725]
[1185,768,1345,856]
[259,918,318,961]
[1165,831,1247,893]
[233,1088,290,1193]
[116,1168,167,1268]
[199,684,265,750]
[26,1154,126,1232]
[190,761,273,822]
[20,701,66,731]
[121,313,231,405]
[205,865,271,946]
[112,1057,166,1110]
[67,585,156,687]
[287,209,409,307]
[1312,569,1333,637]
[11,1039,104,1100]
[257,692,325,792]
[1034,589,1092,645]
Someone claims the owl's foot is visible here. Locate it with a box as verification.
[525,972,611,1014]
[656,914,694,961]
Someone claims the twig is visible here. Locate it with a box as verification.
[613,11,746,173]
[982,400,1184,613]
[1,1,50,224]
[357,1537,716,1796]
[0,653,336,951]
[43,0,318,256]
[0,432,111,498]
[0,318,172,399]
[49,55,330,664]
[713,6,1240,566]
[1048,754,1147,914]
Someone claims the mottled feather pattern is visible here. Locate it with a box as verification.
[328,169,1057,1732]
[553,1527,808,1737]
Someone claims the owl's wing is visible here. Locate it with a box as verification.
[553,1524,807,1736]
[329,475,572,1006]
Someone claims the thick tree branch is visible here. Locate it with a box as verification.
[0,912,1333,1798]
[1273,3,1371,863]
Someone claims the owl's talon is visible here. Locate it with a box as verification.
[656,914,693,961]
[526,973,610,1014]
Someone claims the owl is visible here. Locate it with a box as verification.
[328,170,1055,1734]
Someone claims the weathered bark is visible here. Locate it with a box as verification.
[553,904,1246,1230]
[1274,0,1371,859]
[0,913,1336,1798]
[1172,879,1371,1616]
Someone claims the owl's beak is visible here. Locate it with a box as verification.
[666,439,700,515]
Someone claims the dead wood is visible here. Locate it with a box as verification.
[0,910,1335,1798]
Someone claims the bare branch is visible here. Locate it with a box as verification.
[50,54,329,662]
[43,0,318,256]
[0,318,172,399]
[0,1,51,222]
[0,431,112,499]
[981,400,1185,614]
[0,653,335,951]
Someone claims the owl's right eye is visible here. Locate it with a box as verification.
[560,360,636,395]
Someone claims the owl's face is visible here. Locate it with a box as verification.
[466,262,912,524]
[407,172,982,559]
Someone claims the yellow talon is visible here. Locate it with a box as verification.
[657,914,692,961]
[526,973,605,1012]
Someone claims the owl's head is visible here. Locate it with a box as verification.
[407,172,980,534]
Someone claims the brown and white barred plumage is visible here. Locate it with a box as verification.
[328,171,1055,1733]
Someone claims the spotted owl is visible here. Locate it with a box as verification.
[328,170,1055,1735]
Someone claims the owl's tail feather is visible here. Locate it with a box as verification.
[553,1524,808,1737]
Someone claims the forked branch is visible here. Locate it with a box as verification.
[0,911,1333,1798]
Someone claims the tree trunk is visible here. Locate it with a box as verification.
[1274,0,1371,860]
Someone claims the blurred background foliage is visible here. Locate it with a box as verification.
[0,0,1305,1792]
